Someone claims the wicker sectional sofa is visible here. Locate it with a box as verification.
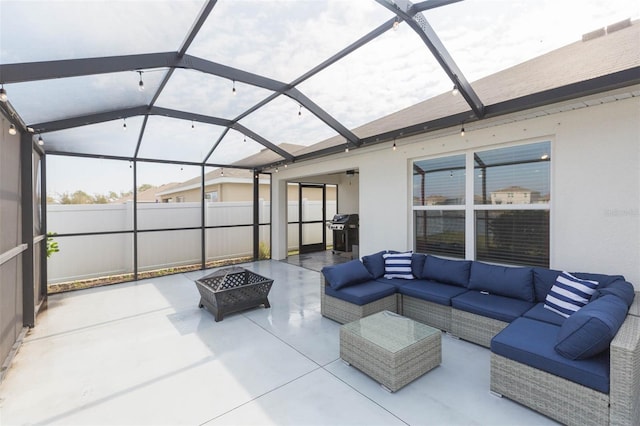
[320,251,640,426]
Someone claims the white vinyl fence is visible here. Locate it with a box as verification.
[47,200,334,283]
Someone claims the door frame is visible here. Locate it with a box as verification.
[298,183,327,254]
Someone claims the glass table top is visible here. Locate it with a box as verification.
[341,311,440,353]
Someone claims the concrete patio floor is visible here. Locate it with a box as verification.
[0,260,558,425]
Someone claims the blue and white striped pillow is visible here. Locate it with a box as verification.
[544,271,599,318]
[383,252,414,279]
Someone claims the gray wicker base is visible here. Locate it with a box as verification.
[402,296,452,332]
[491,353,609,426]
[320,277,397,324]
[340,311,441,392]
[628,291,640,317]
[610,314,640,426]
[451,308,509,348]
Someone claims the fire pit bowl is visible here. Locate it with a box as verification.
[195,266,273,322]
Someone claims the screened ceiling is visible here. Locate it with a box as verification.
[1,0,638,172]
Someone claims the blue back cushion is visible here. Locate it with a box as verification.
[555,294,628,360]
[422,255,471,287]
[321,260,372,290]
[533,267,562,302]
[361,251,387,279]
[572,272,625,289]
[591,280,636,307]
[533,268,627,303]
[411,253,427,279]
[468,262,534,302]
[451,291,534,322]
[399,280,468,306]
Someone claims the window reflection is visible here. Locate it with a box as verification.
[474,142,550,205]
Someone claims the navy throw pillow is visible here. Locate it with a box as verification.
[383,252,414,279]
[361,251,387,279]
[544,272,599,318]
[555,294,628,360]
[422,255,471,287]
[468,262,534,302]
[322,260,373,290]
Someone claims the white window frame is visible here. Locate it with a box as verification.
[412,139,552,266]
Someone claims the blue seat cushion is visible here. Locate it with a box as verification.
[469,262,534,302]
[523,303,566,326]
[376,277,415,291]
[361,251,387,279]
[591,280,635,307]
[322,260,373,290]
[422,255,471,287]
[324,280,396,306]
[451,291,534,323]
[555,295,628,360]
[399,280,468,306]
[491,317,610,393]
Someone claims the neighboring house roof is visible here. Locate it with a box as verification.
[159,144,304,196]
[112,182,180,203]
[423,195,448,203]
[491,186,537,194]
[157,167,258,197]
[294,19,640,156]
[233,143,306,168]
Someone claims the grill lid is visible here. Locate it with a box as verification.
[330,213,359,224]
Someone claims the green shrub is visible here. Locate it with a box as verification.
[46,232,60,258]
[259,242,271,260]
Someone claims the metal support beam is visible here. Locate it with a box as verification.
[0,52,180,84]
[252,170,260,260]
[20,133,35,328]
[285,89,359,144]
[146,0,220,137]
[374,0,485,118]
[40,154,48,300]
[133,115,150,159]
[203,127,230,164]
[178,0,219,57]
[33,106,150,133]
[410,0,462,14]
[33,105,231,133]
[185,55,289,93]
[201,165,206,269]
[132,160,138,280]
[31,104,293,164]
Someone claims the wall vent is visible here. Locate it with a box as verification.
[607,18,631,34]
[582,27,605,42]
[582,18,632,42]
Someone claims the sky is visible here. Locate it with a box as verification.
[2,0,639,196]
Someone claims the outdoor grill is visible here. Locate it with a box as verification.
[328,213,359,253]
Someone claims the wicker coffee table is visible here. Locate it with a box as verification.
[340,310,441,392]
